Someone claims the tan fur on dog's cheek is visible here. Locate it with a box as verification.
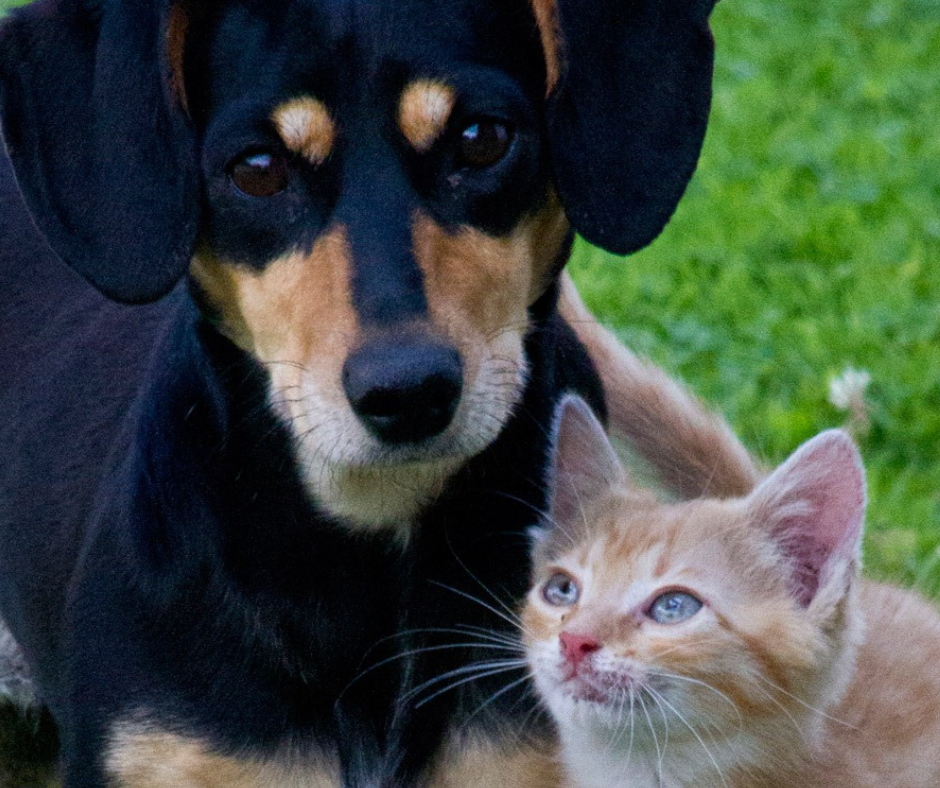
[412,215,535,455]
[526,196,570,304]
[190,252,254,350]
[107,721,340,788]
[192,227,357,372]
[413,203,567,351]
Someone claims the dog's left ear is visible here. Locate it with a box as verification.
[0,0,199,304]
[535,0,718,255]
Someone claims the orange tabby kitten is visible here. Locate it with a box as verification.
[524,396,940,788]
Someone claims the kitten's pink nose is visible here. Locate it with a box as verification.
[560,632,601,667]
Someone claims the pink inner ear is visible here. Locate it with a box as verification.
[547,395,625,530]
[750,430,866,607]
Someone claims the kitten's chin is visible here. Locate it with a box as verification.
[543,668,641,721]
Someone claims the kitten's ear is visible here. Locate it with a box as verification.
[748,430,866,608]
[547,395,626,530]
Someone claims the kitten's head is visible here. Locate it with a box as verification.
[524,396,866,753]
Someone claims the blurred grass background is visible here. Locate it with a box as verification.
[571,0,940,595]
[2,0,938,593]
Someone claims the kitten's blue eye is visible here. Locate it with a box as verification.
[542,572,580,607]
[648,591,702,624]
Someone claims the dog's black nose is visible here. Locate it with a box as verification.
[343,336,463,445]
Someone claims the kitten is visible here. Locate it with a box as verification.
[524,395,940,788]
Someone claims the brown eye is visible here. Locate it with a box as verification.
[230,151,290,197]
[542,572,580,607]
[457,119,513,169]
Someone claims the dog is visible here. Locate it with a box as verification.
[0,0,717,785]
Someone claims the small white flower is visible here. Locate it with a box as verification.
[828,367,872,411]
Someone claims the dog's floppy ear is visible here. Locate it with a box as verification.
[0,0,199,304]
[537,0,718,255]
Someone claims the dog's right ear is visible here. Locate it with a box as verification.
[0,0,199,304]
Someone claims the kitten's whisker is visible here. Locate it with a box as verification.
[403,658,527,704]
[626,689,637,770]
[439,538,528,631]
[749,682,805,737]
[755,675,858,730]
[429,581,532,638]
[449,624,524,650]
[613,689,638,787]
[648,688,671,775]
[604,687,629,756]
[637,692,664,784]
[462,671,535,726]
[351,625,521,662]
[337,636,521,705]
[647,669,743,728]
[648,686,730,788]
[412,662,528,709]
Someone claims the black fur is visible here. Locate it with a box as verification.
[0,0,717,785]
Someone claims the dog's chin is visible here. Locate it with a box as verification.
[278,377,526,538]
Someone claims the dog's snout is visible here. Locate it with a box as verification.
[343,336,463,445]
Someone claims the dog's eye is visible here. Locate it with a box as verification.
[457,119,513,169]
[230,151,290,197]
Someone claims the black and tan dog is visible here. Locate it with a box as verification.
[0,0,717,785]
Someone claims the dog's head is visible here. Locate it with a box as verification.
[0,0,717,530]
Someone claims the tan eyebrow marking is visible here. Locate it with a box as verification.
[272,97,336,165]
[398,80,457,153]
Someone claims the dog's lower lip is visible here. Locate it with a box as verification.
[349,440,463,468]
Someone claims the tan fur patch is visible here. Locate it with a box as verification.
[427,734,561,788]
[191,228,356,365]
[413,198,567,343]
[273,97,336,165]
[398,80,456,153]
[107,722,339,788]
[529,0,561,95]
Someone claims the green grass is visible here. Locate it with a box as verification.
[2,0,938,594]
[570,0,940,595]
